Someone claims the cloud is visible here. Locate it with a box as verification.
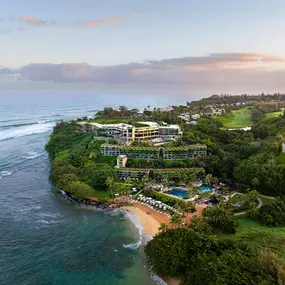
[17,15,57,26]
[75,15,131,28]
[146,53,285,70]
[2,53,285,95]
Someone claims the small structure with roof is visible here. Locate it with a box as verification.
[116,155,128,168]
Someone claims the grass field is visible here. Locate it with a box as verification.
[92,190,112,199]
[90,117,132,124]
[216,107,252,129]
[221,219,285,258]
[259,196,276,205]
[264,108,285,119]
[278,153,285,165]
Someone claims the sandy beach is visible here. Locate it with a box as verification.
[123,202,206,285]
[123,202,170,236]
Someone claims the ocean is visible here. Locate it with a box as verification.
[0,91,184,285]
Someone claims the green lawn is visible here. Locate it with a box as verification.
[92,189,112,199]
[216,107,252,129]
[259,196,276,205]
[278,153,285,165]
[264,108,285,119]
[220,219,285,258]
[90,117,132,124]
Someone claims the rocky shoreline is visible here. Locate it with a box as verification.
[54,187,122,210]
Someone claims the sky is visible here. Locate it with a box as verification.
[1,0,285,95]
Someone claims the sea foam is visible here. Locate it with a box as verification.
[22,151,45,160]
[0,170,13,179]
[0,122,55,141]
[123,210,144,249]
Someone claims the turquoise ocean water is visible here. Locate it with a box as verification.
[0,91,186,285]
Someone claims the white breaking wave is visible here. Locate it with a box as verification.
[151,274,168,285]
[37,219,61,225]
[22,151,45,160]
[0,122,55,141]
[0,170,13,179]
[37,120,51,124]
[123,210,166,285]
[123,210,144,249]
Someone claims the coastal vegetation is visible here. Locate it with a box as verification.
[145,228,285,285]
[46,94,285,284]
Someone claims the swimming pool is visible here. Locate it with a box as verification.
[166,185,214,198]
[166,188,188,198]
[197,184,213,193]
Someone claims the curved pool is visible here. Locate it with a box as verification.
[197,184,213,193]
[166,188,188,198]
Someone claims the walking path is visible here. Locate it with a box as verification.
[258,194,276,200]
[234,196,262,216]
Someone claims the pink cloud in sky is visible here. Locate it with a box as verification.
[1,52,285,95]
[17,15,57,26]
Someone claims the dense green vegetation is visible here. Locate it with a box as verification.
[145,228,285,285]
[47,96,285,284]
[46,121,118,199]
[259,199,285,227]
[126,158,195,169]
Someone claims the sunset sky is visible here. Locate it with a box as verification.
[1,0,285,94]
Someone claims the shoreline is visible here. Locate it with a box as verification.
[123,203,180,285]
[123,202,170,237]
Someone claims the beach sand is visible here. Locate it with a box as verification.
[123,202,206,285]
[123,203,179,285]
[123,202,169,237]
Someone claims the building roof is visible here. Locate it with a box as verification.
[136,121,159,127]
[118,155,127,159]
[88,122,133,129]
[159,124,180,129]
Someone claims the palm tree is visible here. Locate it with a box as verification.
[170,214,183,228]
[251,177,260,190]
[159,223,168,232]
[248,201,259,220]
[106,176,115,197]
[204,174,213,186]
[213,176,219,186]
[162,176,169,188]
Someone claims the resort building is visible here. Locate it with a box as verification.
[116,168,149,179]
[116,167,205,181]
[76,122,133,142]
[159,125,183,140]
[191,114,200,120]
[77,121,182,143]
[101,144,160,159]
[116,155,128,168]
[132,122,160,141]
[101,144,207,160]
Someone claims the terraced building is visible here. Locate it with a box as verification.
[101,144,207,160]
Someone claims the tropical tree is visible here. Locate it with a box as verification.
[170,214,183,228]
[212,176,219,186]
[204,174,213,186]
[162,176,169,188]
[188,216,212,235]
[248,201,259,220]
[251,177,260,190]
[206,204,237,233]
[66,181,94,199]
[106,176,115,197]
[159,223,168,232]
